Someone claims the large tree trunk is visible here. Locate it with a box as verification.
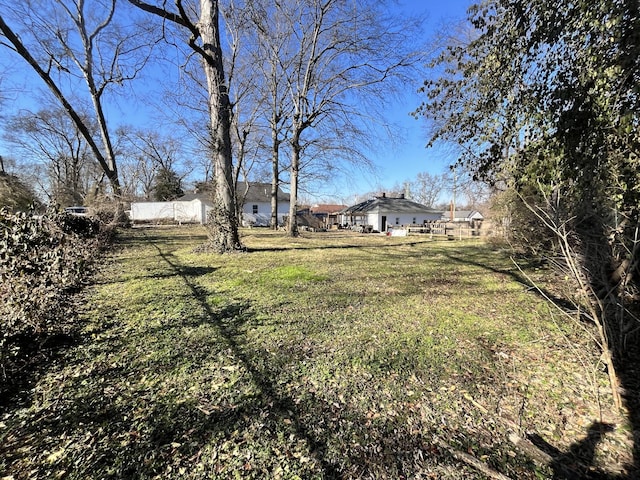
[200,0,242,252]
[270,118,280,230]
[287,136,300,237]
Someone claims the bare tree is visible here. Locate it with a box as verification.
[119,154,156,200]
[116,128,193,200]
[221,5,272,224]
[5,107,98,205]
[129,0,242,251]
[247,0,424,236]
[0,0,154,220]
[406,171,451,208]
[457,175,491,211]
[154,1,268,206]
[244,1,294,229]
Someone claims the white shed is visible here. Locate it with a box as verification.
[130,198,211,224]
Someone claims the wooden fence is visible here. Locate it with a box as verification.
[405,221,482,239]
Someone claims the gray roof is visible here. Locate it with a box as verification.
[342,195,442,215]
[455,210,484,219]
[238,182,290,203]
[443,210,484,220]
[179,182,290,204]
[179,192,208,202]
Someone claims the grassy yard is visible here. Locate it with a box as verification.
[0,226,633,479]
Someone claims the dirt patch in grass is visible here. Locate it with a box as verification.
[0,226,635,479]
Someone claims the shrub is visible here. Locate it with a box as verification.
[0,208,103,380]
[0,172,43,213]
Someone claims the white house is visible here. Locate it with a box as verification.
[442,209,485,225]
[339,193,443,232]
[237,182,290,227]
[129,182,290,226]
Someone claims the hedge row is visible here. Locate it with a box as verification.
[0,208,106,384]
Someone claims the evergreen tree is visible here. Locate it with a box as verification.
[152,167,183,201]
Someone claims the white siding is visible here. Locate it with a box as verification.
[173,200,203,223]
[375,212,442,231]
[241,201,289,215]
[131,199,208,224]
[241,201,290,226]
[131,202,175,221]
[366,213,381,231]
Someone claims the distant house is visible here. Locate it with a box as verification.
[339,193,442,232]
[443,209,484,226]
[236,182,290,227]
[129,182,290,226]
[310,204,348,229]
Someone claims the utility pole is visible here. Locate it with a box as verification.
[450,166,457,221]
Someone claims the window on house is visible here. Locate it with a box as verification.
[252,205,258,214]
[395,217,400,225]
[412,217,416,224]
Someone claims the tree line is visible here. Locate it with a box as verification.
[0,0,425,250]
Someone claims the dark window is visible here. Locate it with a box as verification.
[252,205,258,214]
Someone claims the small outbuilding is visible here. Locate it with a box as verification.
[309,204,348,229]
[129,182,291,226]
[130,198,211,224]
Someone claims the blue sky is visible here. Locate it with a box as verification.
[0,0,474,203]
[335,0,473,201]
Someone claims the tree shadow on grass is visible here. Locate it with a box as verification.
[443,250,579,313]
[0,238,579,479]
[526,422,624,479]
[2,242,459,479]
[93,265,219,286]
[245,238,433,253]
[153,245,344,478]
[443,249,640,478]
[149,244,554,479]
[0,332,80,413]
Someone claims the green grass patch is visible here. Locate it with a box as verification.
[257,265,328,287]
[0,226,630,479]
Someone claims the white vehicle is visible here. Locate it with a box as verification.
[64,206,88,216]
